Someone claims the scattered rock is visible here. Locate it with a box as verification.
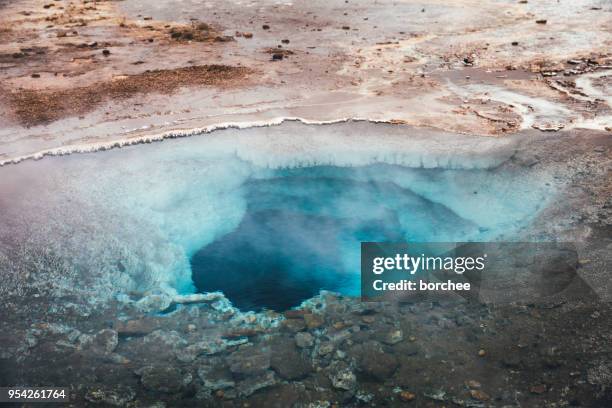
[356,341,399,381]
[139,366,187,393]
[304,313,324,330]
[79,329,118,354]
[228,347,271,376]
[330,368,357,391]
[236,370,276,397]
[382,328,403,345]
[135,294,172,313]
[399,391,416,402]
[270,341,312,380]
[295,332,314,348]
[535,19,547,24]
[318,342,334,356]
[262,24,270,30]
[529,384,547,394]
[470,389,490,401]
[102,49,110,56]
[85,385,135,406]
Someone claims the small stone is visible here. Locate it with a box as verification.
[102,49,111,56]
[281,39,290,44]
[79,329,118,354]
[530,384,547,394]
[85,386,135,406]
[304,313,324,330]
[262,24,270,30]
[295,332,314,348]
[139,366,184,393]
[271,53,283,61]
[342,26,350,30]
[228,347,270,375]
[243,32,253,38]
[31,73,40,78]
[361,315,376,324]
[399,391,416,402]
[535,19,547,24]
[318,342,334,356]
[330,368,356,391]
[135,294,172,313]
[478,349,486,357]
[470,389,490,401]
[383,329,403,345]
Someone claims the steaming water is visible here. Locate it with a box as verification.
[0,121,556,309]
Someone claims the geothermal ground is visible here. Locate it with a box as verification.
[0,0,611,407]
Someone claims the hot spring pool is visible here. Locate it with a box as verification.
[0,121,556,310]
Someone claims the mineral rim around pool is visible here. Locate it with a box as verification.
[0,0,611,407]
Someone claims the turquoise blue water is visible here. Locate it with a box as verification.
[191,165,516,310]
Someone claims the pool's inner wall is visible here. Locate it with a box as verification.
[0,121,555,304]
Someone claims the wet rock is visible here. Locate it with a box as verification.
[228,346,270,376]
[399,390,416,402]
[138,366,188,393]
[114,318,159,335]
[236,370,276,397]
[198,364,235,392]
[270,341,312,380]
[135,294,172,313]
[355,341,399,381]
[588,359,612,390]
[79,329,118,354]
[142,330,187,351]
[424,388,447,401]
[330,367,357,391]
[529,384,547,394]
[382,328,403,345]
[173,292,224,305]
[470,389,490,401]
[282,318,306,332]
[304,313,324,330]
[295,332,314,348]
[318,342,334,356]
[84,385,135,406]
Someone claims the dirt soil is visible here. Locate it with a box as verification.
[0,0,610,162]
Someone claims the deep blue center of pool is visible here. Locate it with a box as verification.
[191,166,480,311]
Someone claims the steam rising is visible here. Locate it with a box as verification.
[0,121,556,303]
